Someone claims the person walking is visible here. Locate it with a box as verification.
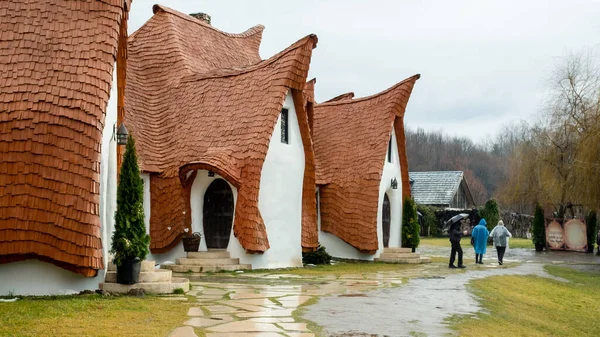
[490,220,512,265]
[449,222,467,269]
[472,219,489,264]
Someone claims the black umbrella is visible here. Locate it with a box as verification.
[443,213,469,230]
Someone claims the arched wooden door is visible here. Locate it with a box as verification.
[382,193,391,247]
[203,179,234,249]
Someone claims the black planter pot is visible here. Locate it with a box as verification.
[116,258,141,284]
[534,243,545,252]
[411,247,416,253]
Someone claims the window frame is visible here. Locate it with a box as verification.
[281,108,289,144]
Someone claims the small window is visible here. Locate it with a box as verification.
[281,108,289,144]
[387,136,392,163]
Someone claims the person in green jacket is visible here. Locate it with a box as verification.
[490,220,512,265]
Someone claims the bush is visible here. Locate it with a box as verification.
[110,135,150,266]
[402,197,420,249]
[479,199,500,232]
[302,245,331,265]
[532,203,546,248]
[585,210,597,253]
[416,205,439,237]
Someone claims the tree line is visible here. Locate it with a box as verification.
[407,49,600,218]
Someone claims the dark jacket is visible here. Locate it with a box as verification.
[449,227,463,244]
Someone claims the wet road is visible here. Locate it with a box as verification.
[303,246,599,337]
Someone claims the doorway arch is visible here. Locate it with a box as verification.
[203,179,234,249]
[382,193,391,248]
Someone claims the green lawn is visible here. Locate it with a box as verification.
[420,237,534,249]
[448,266,600,336]
[0,294,189,337]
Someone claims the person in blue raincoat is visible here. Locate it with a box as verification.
[472,219,489,264]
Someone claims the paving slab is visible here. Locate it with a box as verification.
[236,308,294,318]
[168,326,198,337]
[208,321,283,333]
[183,315,234,328]
[279,322,310,331]
[205,305,242,314]
[206,333,283,337]
[187,307,204,317]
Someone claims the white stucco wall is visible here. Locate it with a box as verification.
[318,127,403,260]
[229,91,305,269]
[0,71,118,296]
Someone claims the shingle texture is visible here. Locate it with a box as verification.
[409,171,464,206]
[313,75,419,253]
[0,0,126,276]
[125,7,318,253]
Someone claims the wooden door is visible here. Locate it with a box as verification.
[203,179,234,249]
[383,193,391,247]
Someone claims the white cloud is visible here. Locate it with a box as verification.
[127,0,600,141]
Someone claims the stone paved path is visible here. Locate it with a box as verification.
[165,263,451,337]
[164,247,599,337]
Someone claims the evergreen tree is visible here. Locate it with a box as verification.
[480,199,500,231]
[402,197,420,249]
[110,135,150,265]
[585,210,597,253]
[532,203,546,250]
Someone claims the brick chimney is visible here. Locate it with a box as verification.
[189,12,211,25]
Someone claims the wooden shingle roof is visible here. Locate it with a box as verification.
[126,7,319,253]
[0,0,127,276]
[313,75,419,253]
[409,171,472,206]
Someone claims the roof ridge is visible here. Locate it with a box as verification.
[152,4,265,39]
[316,74,420,107]
[323,92,355,103]
[180,34,318,83]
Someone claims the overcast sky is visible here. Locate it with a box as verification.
[124,0,600,143]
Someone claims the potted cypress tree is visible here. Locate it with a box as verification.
[532,203,546,252]
[402,197,420,252]
[110,135,150,284]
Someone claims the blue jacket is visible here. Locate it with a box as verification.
[472,219,490,254]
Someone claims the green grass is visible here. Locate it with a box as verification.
[0,294,189,337]
[448,266,600,336]
[420,237,534,249]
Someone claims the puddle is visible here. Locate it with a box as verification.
[303,263,566,337]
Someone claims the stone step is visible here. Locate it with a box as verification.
[99,277,189,294]
[379,253,420,260]
[176,257,240,266]
[383,247,413,254]
[375,257,421,264]
[104,269,172,283]
[186,250,230,259]
[107,260,156,272]
[163,264,252,273]
[419,257,432,264]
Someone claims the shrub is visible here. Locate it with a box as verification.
[302,245,332,265]
[110,135,150,266]
[173,288,185,295]
[416,205,439,237]
[585,210,597,253]
[402,197,420,249]
[479,199,500,231]
[532,203,546,248]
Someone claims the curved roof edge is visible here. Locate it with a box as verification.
[323,92,355,103]
[316,74,420,107]
[151,4,265,38]
[180,34,318,83]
